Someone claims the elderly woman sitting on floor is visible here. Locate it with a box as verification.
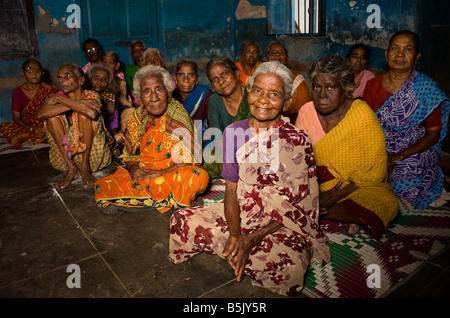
[169,61,331,297]
[295,55,399,238]
[94,65,209,214]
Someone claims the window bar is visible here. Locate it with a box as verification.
[304,0,309,33]
[292,0,298,33]
[292,0,322,34]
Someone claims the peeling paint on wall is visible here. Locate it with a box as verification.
[349,1,359,9]
[329,1,419,50]
[36,6,72,34]
[328,30,393,49]
[235,0,266,20]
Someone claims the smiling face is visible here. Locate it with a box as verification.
[248,73,289,127]
[208,64,240,97]
[385,33,421,72]
[175,63,198,96]
[57,65,84,95]
[311,73,347,116]
[140,74,170,122]
[266,43,287,65]
[90,68,109,93]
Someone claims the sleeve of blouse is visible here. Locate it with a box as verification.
[424,104,442,130]
[11,87,26,112]
[221,125,239,183]
[207,95,221,130]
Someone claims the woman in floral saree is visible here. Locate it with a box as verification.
[0,59,57,148]
[169,62,330,297]
[95,65,209,214]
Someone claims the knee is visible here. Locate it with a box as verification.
[45,116,66,135]
[77,113,95,125]
[179,166,210,185]
[170,209,190,237]
[195,167,210,184]
[45,115,61,127]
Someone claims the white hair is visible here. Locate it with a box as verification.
[132,65,175,104]
[248,61,293,99]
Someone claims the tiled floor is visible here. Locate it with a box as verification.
[0,147,449,299]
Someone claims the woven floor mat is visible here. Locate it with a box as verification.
[0,135,49,155]
[199,178,450,298]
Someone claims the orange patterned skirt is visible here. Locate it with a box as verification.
[95,165,209,213]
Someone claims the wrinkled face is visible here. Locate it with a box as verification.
[311,73,347,115]
[140,74,170,120]
[208,64,240,97]
[83,41,102,63]
[248,73,288,124]
[175,63,198,95]
[267,43,287,65]
[57,65,84,95]
[348,47,369,73]
[90,68,109,93]
[144,52,163,67]
[385,33,420,72]
[131,42,145,63]
[22,60,43,84]
[103,56,119,72]
[243,43,259,67]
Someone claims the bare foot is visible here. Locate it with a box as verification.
[344,223,360,235]
[80,168,96,188]
[55,165,80,189]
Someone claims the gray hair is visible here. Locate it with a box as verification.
[132,65,175,103]
[59,64,86,88]
[143,47,165,67]
[130,40,145,50]
[175,59,199,77]
[61,63,85,80]
[248,61,293,99]
[103,50,120,63]
[308,55,356,92]
[238,40,260,61]
[85,62,119,95]
[205,56,239,82]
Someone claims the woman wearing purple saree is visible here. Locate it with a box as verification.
[169,61,330,296]
[363,30,450,209]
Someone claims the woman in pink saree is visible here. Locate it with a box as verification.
[169,62,330,296]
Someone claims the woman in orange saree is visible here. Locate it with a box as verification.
[0,59,57,148]
[95,65,209,214]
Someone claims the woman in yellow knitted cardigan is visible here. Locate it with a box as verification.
[295,56,398,239]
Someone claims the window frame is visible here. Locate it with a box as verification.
[266,0,326,37]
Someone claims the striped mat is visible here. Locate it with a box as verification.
[0,135,49,155]
[200,178,450,298]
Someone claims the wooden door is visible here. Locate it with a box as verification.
[80,0,158,67]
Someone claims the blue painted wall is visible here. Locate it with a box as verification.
[0,0,427,123]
